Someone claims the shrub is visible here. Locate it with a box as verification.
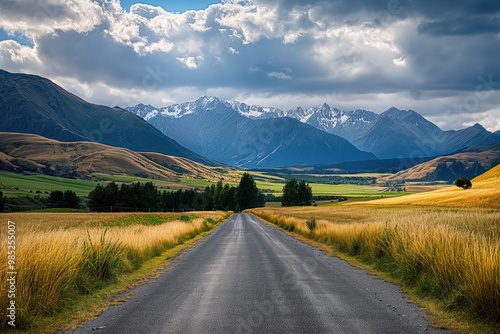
[306,217,317,232]
[454,177,472,189]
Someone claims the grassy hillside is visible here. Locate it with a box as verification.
[367,164,500,208]
[0,70,212,164]
[0,171,97,197]
[0,132,225,181]
[381,144,500,182]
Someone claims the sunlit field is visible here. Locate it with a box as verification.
[248,205,500,329]
[0,211,230,330]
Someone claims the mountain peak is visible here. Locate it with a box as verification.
[472,123,486,130]
[195,95,224,109]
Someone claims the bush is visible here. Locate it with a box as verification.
[454,177,472,189]
[82,230,123,282]
[306,217,317,232]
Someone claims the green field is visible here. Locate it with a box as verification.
[1,171,409,200]
[91,172,236,190]
[0,171,97,197]
[256,180,406,197]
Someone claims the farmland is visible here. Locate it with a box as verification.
[1,170,410,200]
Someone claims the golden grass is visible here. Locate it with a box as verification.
[2,211,228,231]
[0,211,229,330]
[249,206,500,327]
[367,164,500,208]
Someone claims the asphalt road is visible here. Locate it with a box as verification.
[69,213,449,334]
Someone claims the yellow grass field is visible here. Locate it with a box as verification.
[248,166,500,330]
[0,211,230,331]
[366,164,500,208]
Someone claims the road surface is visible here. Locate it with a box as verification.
[69,213,448,333]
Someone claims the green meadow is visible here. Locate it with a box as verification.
[1,170,408,199]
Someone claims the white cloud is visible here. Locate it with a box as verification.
[176,56,203,69]
[0,40,42,73]
[0,0,103,38]
[228,46,239,54]
[144,39,174,54]
[0,0,498,131]
[267,71,292,80]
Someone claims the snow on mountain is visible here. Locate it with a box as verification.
[128,97,380,144]
[126,97,499,161]
[228,101,284,119]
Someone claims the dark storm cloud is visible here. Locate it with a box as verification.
[418,17,500,36]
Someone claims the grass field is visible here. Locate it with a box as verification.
[1,170,410,199]
[92,172,228,189]
[0,171,97,197]
[366,163,500,209]
[0,211,231,332]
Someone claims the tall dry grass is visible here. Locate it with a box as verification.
[250,208,500,324]
[0,212,229,330]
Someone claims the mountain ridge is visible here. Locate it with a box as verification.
[128,96,500,160]
[0,70,214,165]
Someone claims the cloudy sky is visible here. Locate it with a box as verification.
[0,0,499,131]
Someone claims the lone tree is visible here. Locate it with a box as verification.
[454,177,472,190]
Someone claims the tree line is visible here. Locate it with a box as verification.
[0,190,80,212]
[88,173,264,212]
[0,174,318,213]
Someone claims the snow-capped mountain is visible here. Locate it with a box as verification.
[128,97,378,142]
[128,96,227,120]
[127,96,500,162]
[128,97,376,168]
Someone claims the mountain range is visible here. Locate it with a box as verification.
[128,96,376,168]
[129,97,500,161]
[0,70,212,165]
[1,69,499,172]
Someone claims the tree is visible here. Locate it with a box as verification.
[297,181,313,206]
[63,190,80,209]
[88,182,119,211]
[47,190,64,208]
[235,173,264,211]
[282,179,299,207]
[46,190,80,209]
[282,179,313,206]
[454,177,472,190]
[219,184,236,211]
